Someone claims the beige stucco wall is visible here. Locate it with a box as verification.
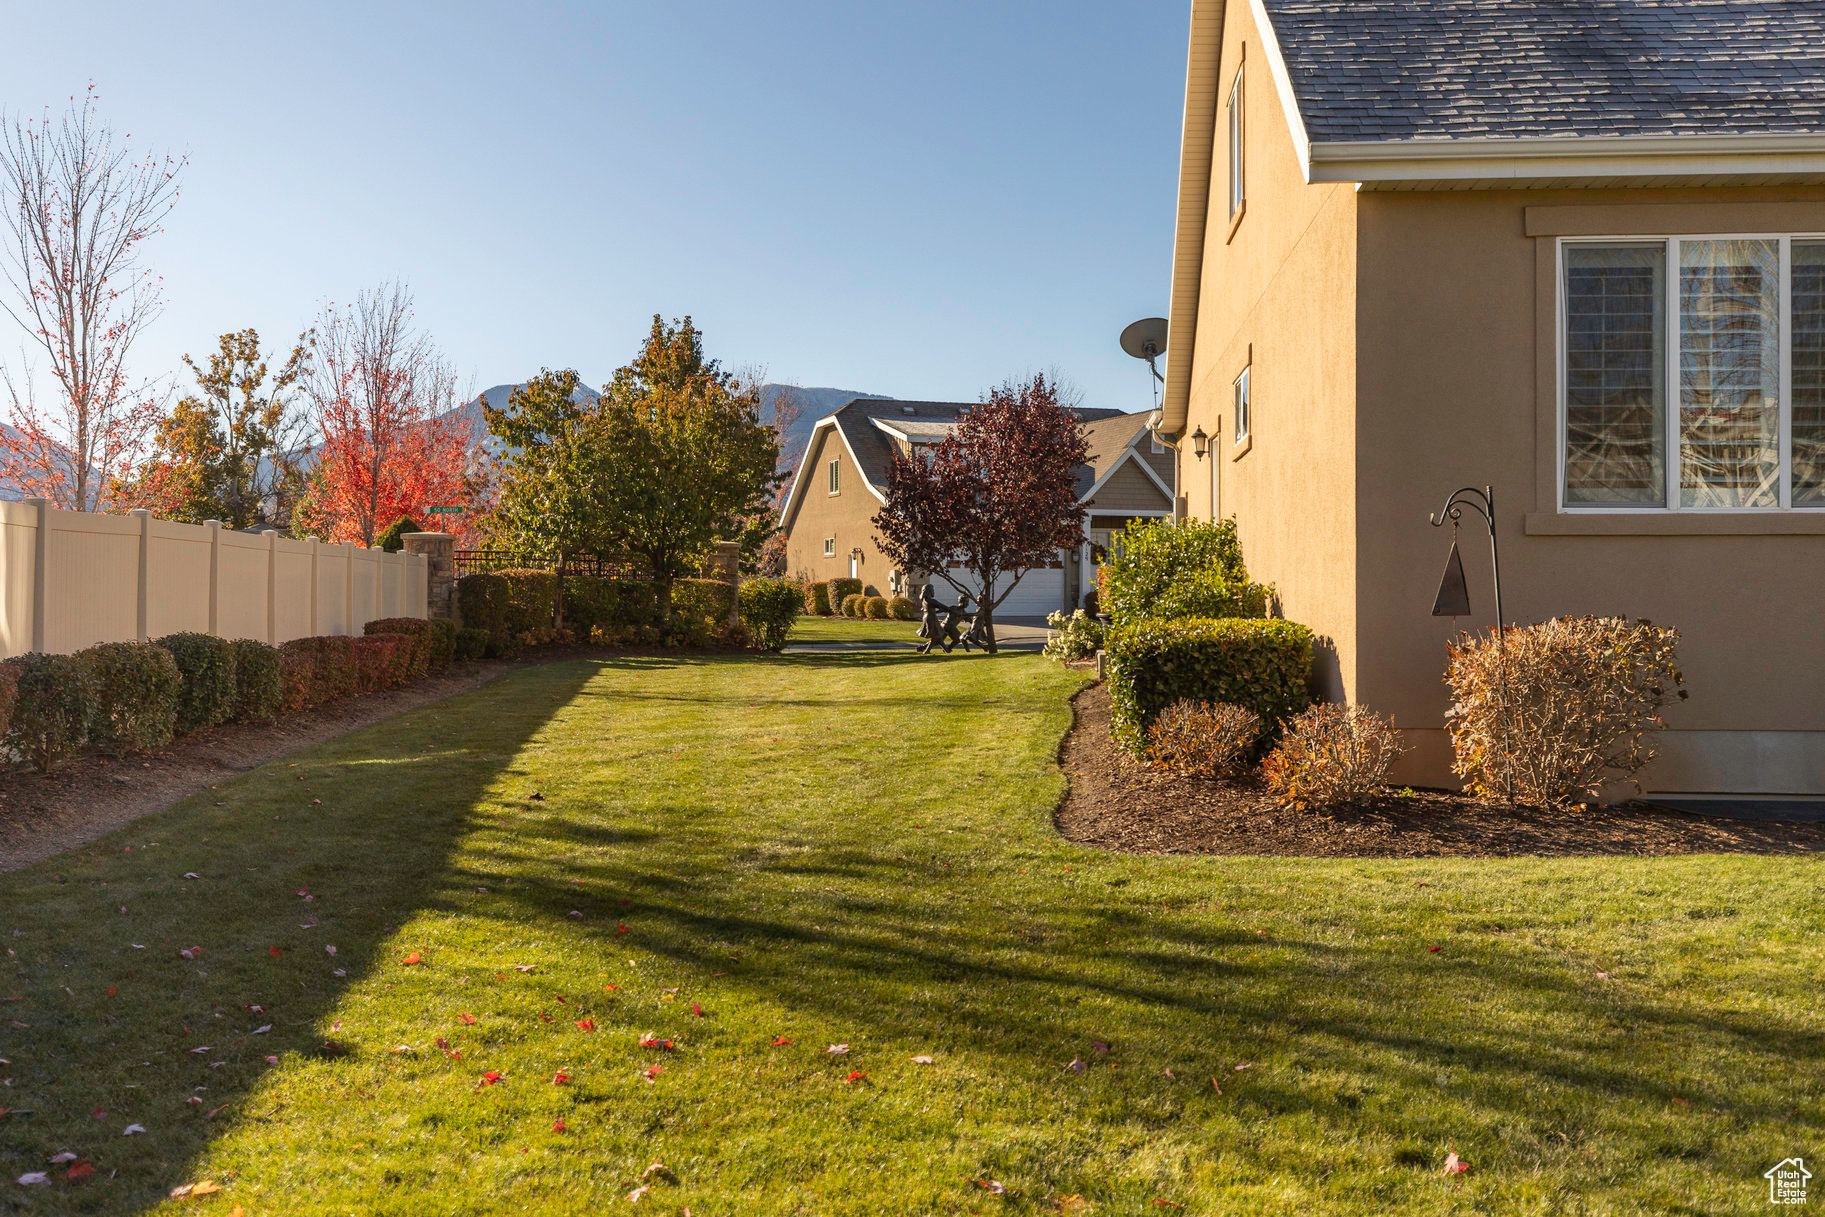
[783,427,894,595]
[1181,0,1362,701]
[1354,184,1825,793]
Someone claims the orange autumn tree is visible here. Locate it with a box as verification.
[295,282,474,545]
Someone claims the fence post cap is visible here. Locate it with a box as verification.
[128,507,151,518]
[203,519,223,530]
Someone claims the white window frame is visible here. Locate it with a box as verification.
[1233,365,1250,445]
[1556,232,1825,513]
[826,458,840,495]
[823,536,836,556]
[1226,65,1245,221]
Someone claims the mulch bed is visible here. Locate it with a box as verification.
[1055,682,1825,858]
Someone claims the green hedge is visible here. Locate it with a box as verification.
[230,639,284,723]
[457,573,511,643]
[564,578,661,639]
[669,578,738,645]
[0,666,19,754]
[888,595,916,621]
[427,618,457,669]
[1101,518,1269,628]
[739,578,803,652]
[829,578,862,609]
[155,632,239,734]
[280,636,359,704]
[497,569,558,637]
[458,570,558,655]
[864,595,889,619]
[454,627,489,660]
[804,581,832,616]
[365,617,436,677]
[1105,617,1315,757]
[76,641,180,754]
[6,653,96,770]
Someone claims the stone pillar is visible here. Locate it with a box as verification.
[712,540,742,629]
[404,532,458,622]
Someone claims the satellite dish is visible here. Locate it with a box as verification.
[1119,317,1168,362]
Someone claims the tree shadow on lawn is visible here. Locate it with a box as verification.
[0,662,595,1216]
[471,800,1823,1188]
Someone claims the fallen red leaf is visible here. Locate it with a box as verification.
[1152,1201,1185,1210]
[459,1013,476,1024]
[91,1107,106,1120]
[552,1071,571,1085]
[269,946,282,958]
[401,953,422,966]
[772,1037,793,1046]
[616,923,630,935]
[642,1064,662,1082]
[105,987,116,997]
[690,1003,703,1017]
[576,1019,596,1032]
[1428,946,1442,953]
[602,984,619,992]
[1442,1152,1469,1176]
[552,1119,568,1133]
[66,1161,94,1181]
[845,1070,867,1083]
[639,1034,673,1050]
[480,1071,502,1086]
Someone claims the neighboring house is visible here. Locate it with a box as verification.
[1159,0,1825,794]
[779,398,1169,617]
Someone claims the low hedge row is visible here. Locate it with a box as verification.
[1,616,464,771]
[1105,617,1315,758]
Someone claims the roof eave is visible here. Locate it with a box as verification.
[1306,132,1825,184]
[1162,0,1226,435]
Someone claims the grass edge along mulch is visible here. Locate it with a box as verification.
[1055,681,1825,858]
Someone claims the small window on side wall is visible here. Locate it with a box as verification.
[827,458,840,494]
[1227,63,1245,220]
[1233,365,1251,446]
[824,537,836,557]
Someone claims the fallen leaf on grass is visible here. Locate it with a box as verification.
[639,1033,672,1050]
[17,1172,48,1185]
[205,1105,226,1119]
[627,1184,649,1202]
[1594,972,1613,980]
[1442,1152,1469,1176]
[91,1108,106,1120]
[771,1037,793,1047]
[825,1043,850,1055]
[401,953,422,966]
[1427,946,1442,953]
[552,1071,571,1085]
[616,924,630,935]
[690,1003,703,1018]
[479,1071,502,1086]
[1066,1059,1087,1073]
[190,1046,212,1054]
[642,1065,662,1083]
[106,987,116,997]
[66,1160,94,1180]
[48,1153,77,1165]
[1233,1062,1253,1071]
[123,1124,145,1135]
[325,945,337,957]
[183,873,200,880]
[577,1019,596,1032]
[179,947,202,960]
[1671,1096,1690,1108]
[1091,1041,1109,1054]
[459,1013,477,1025]
[170,1180,222,1198]
[844,1071,867,1084]
[552,1119,568,1133]
[1152,1201,1185,1210]
[264,1056,278,1065]
[602,984,619,992]
[1211,1078,1222,1093]
[252,1025,271,1035]
[514,965,536,974]
[389,1046,412,1055]
[974,1179,1006,1195]
[911,1055,933,1065]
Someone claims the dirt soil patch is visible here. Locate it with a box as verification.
[1056,682,1825,858]
[0,660,529,874]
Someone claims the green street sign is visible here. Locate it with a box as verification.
[426,506,464,514]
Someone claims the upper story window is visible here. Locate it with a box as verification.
[1561,235,1825,510]
[1227,63,1245,220]
[824,536,836,556]
[1233,365,1251,445]
[827,458,841,495]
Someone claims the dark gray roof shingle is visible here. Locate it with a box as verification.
[1259,0,1825,143]
[826,398,1129,496]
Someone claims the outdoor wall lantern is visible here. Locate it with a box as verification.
[1190,426,1210,459]
[1426,485,1502,624]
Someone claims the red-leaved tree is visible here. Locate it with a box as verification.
[872,373,1089,653]
[0,87,184,509]
[295,282,473,545]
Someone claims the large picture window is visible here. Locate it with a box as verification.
[1562,235,1825,510]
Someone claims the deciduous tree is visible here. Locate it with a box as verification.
[0,87,183,509]
[481,368,606,568]
[115,328,313,528]
[296,282,472,545]
[872,373,1088,653]
[592,316,780,638]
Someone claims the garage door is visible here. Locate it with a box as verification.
[926,564,1065,619]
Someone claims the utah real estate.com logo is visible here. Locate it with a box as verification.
[1767,1158,1811,1205]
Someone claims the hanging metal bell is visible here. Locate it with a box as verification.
[1431,540,1471,617]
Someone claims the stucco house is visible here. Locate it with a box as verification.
[1160,0,1825,795]
[780,398,1173,617]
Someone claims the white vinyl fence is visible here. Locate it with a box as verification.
[0,499,428,658]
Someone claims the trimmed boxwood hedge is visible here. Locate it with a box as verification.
[6,652,97,770]
[1105,616,1315,757]
[77,641,182,754]
[828,578,862,610]
[365,617,437,677]
[229,639,284,723]
[888,595,916,621]
[564,577,661,639]
[156,632,239,734]
[669,578,738,645]
[804,581,832,616]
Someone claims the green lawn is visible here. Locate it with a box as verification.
[782,614,921,645]
[0,645,1818,1214]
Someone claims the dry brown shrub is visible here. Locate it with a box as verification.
[1144,699,1261,777]
[1262,703,1403,808]
[1445,616,1684,808]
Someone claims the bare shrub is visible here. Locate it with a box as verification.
[1445,616,1684,808]
[1262,703,1403,808]
[1144,699,1261,778]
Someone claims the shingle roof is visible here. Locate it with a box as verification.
[830,398,1128,495]
[1260,0,1825,143]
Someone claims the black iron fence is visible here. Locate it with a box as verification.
[452,550,651,579]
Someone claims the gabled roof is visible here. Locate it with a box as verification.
[778,397,1134,533]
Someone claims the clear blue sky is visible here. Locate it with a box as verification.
[5,2,1187,414]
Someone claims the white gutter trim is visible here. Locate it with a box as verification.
[778,414,888,535]
[1308,131,1825,184]
[1163,0,1225,436]
[1247,0,1311,180]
